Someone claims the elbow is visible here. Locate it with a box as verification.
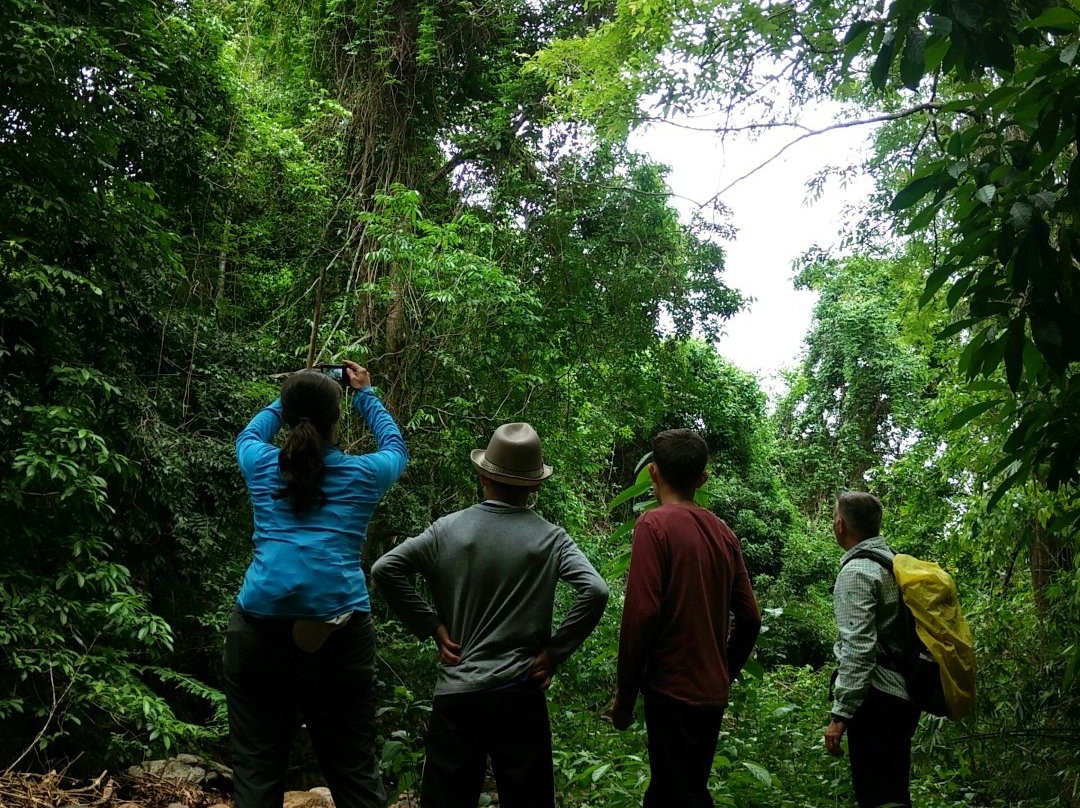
[749,612,764,637]
[590,577,610,608]
[370,555,390,587]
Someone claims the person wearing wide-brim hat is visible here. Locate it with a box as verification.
[372,422,608,808]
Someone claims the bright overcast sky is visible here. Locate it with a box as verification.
[631,103,878,392]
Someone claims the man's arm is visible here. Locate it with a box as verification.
[726,533,762,679]
[831,562,881,720]
[370,527,442,640]
[612,519,664,727]
[236,399,283,481]
[544,532,609,667]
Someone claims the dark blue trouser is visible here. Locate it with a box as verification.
[421,687,555,808]
[223,609,385,808]
[642,689,726,808]
[847,686,920,808]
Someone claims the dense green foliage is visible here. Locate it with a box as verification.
[1,0,1077,805]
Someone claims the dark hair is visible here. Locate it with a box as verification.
[652,429,708,497]
[274,370,342,512]
[835,491,883,540]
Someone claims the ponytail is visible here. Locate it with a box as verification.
[274,371,342,512]
[275,420,328,511]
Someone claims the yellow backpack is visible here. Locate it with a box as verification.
[844,550,976,719]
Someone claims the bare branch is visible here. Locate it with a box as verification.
[702,102,969,206]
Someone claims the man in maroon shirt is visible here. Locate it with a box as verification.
[611,429,761,807]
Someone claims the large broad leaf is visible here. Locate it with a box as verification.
[988,461,1031,509]
[919,263,954,307]
[900,25,926,89]
[842,20,875,72]
[890,172,944,212]
[610,517,636,544]
[741,760,775,789]
[1004,319,1026,392]
[741,657,765,680]
[945,399,1005,431]
[870,37,897,89]
[1021,7,1080,30]
[608,477,652,511]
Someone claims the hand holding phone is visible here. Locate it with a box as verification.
[316,364,348,388]
[342,360,370,391]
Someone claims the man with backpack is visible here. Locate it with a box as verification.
[825,491,920,808]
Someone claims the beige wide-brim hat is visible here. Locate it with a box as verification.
[470,422,554,486]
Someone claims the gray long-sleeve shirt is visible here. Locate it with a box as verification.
[371,501,609,695]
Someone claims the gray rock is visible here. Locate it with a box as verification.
[161,760,206,783]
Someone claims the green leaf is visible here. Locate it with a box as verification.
[905,199,943,232]
[900,26,926,89]
[919,264,954,307]
[632,451,653,476]
[1022,339,1045,380]
[741,760,775,788]
[842,21,875,72]
[891,173,943,212]
[1009,201,1035,229]
[937,317,978,339]
[1004,320,1026,392]
[988,462,1030,509]
[1063,645,1080,689]
[608,478,652,510]
[1020,7,1080,30]
[923,36,950,74]
[945,399,1004,431]
[610,518,636,544]
[870,38,897,89]
[975,184,996,204]
[741,657,765,680]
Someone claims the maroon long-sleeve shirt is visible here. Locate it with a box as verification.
[616,503,761,708]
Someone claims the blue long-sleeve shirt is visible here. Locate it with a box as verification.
[235,387,408,619]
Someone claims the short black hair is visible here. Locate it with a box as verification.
[835,491,883,539]
[652,429,708,497]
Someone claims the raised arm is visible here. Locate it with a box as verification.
[345,360,408,492]
[236,398,283,481]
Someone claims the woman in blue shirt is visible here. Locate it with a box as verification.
[224,360,408,808]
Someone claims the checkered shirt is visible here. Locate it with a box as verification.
[832,537,910,719]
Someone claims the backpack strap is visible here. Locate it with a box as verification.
[838,547,908,670]
[840,547,894,575]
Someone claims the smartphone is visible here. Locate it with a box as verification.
[316,364,348,388]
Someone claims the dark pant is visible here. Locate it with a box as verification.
[642,690,726,808]
[847,686,921,808]
[421,687,555,808]
[223,609,385,808]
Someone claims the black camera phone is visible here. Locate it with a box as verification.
[316,364,348,387]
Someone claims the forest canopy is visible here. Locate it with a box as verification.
[0,0,1077,805]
